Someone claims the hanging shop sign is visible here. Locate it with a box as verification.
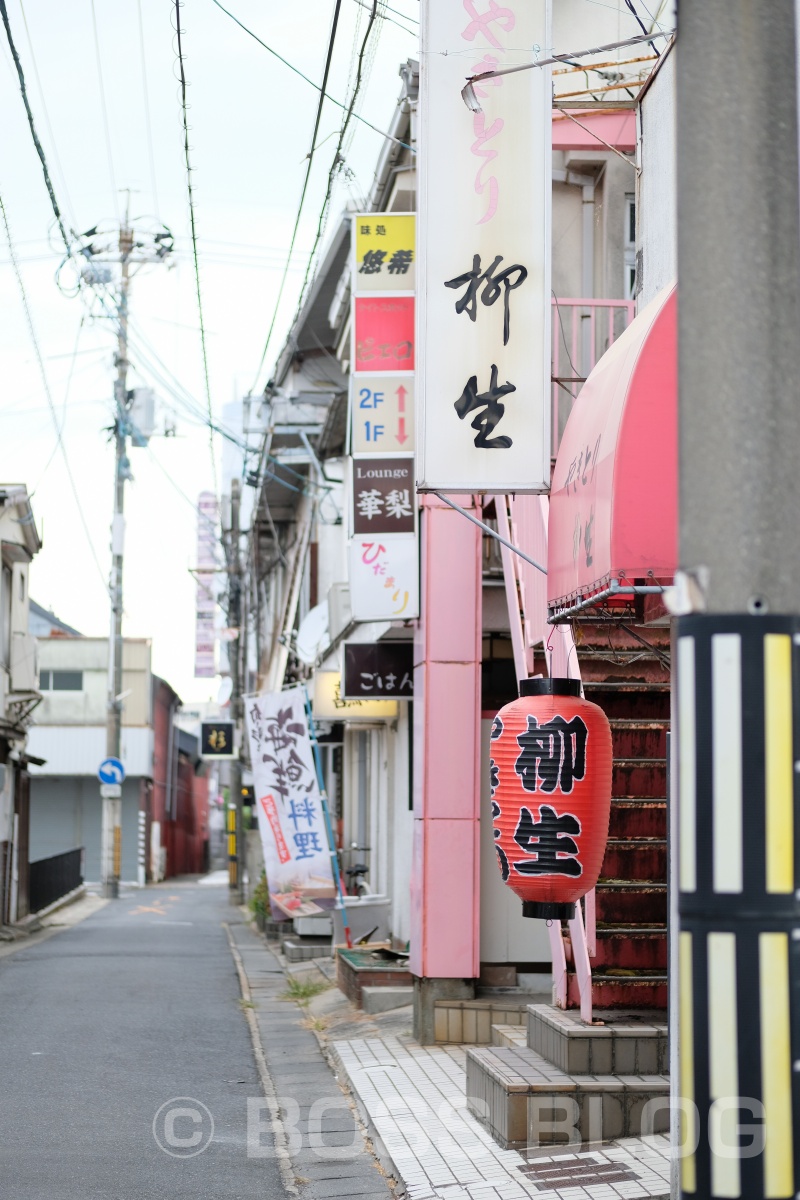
[348,212,419,622]
[354,213,416,292]
[348,535,420,622]
[200,720,236,760]
[350,456,416,535]
[350,375,414,455]
[354,296,415,372]
[195,491,217,677]
[244,687,337,919]
[416,0,552,494]
[342,641,414,700]
[312,671,399,720]
[490,678,612,920]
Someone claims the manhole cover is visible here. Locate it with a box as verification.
[519,1157,639,1190]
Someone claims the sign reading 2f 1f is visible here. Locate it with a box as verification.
[351,376,414,454]
[416,0,552,494]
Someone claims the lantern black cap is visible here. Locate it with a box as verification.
[522,900,576,921]
[519,677,582,698]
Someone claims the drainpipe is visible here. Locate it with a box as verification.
[356,730,368,863]
[581,179,595,375]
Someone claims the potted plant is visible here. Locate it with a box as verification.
[249,872,270,933]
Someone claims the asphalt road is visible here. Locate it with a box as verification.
[0,879,286,1199]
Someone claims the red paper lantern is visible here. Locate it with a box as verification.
[490,679,612,920]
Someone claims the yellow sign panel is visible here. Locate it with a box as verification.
[354,213,415,292]
[313,672,398,721]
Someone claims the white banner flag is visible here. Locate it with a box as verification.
[244,686,336,919]
[417,0,552,493]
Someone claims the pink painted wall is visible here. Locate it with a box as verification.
[410,496,482,979]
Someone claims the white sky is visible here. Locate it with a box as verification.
[0,0,417,703]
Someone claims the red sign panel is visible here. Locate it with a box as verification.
[354,296,415,372]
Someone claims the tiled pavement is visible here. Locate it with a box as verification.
[232,920,672,1200]
[331,1037,672,1200]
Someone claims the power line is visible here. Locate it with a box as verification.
[31,314,85,494]
[295,1,381,317]
[89,0,120,221]
[0,0,71,254]
[249,0,344,395]
[17,1,78,230]
[173,0,218,496]
[136,0,160,219]
[623,0,660,55]
[209,0,413,153]
[0,187,108,594]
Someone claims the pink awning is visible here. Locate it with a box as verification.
[551,109,636,154]
[547,283,677,611]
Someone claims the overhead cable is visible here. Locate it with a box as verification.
[89,0,120,221]
[295,0,380,316]
[209,0,413,153]
[249,0,344,395]
[173,0,218,495]
[0,188,108,593]
[0,0,71,254]
[623,0,660,56]
[136,0,161,219]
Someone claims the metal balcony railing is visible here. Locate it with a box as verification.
[551,297,635,457]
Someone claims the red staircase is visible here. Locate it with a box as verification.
[551,622,669,1009]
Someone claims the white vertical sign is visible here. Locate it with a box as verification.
[417,0,552,493]
[195,491,217,677]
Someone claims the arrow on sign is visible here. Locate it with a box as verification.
[395,384,407,412]
[396,417,408,445]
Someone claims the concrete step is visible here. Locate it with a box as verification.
[526,1003,667,1074]
[361,985,413,1014]
[466,1043,669,1150]
[491,1024,528,1048]
[282,936,332,962]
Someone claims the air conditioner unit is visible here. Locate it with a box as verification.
[327,582,352,643]
[10,632,37,693]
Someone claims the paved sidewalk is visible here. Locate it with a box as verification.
[330,1037,672,1200]
[230,920,394,1199]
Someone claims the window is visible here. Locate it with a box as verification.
[40,670,83,691]
[624,194,636,299]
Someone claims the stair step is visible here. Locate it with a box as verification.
[595,882,667,925]
[466,1043,669,1150]
[610,720,668,757]
[613,758,666,797]
[567,927,667,970]
[526,1002,667,1073]
[609,800,667,838]
[491,1023,528,1048]
[567,971,668,1010]
[602,837,667,881]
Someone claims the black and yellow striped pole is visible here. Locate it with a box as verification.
[676,616,800,1197]
[677,2,800,1195]
[227,801,238,892]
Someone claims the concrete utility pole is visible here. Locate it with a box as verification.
[83,200,173,899]
[227,477,243,904]
[676,5,800,1197]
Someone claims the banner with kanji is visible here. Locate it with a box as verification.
[244,687,336,920]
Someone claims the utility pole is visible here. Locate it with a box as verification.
[227,476,243,904]
[676,5,800,1198]
[82,199,174,899]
